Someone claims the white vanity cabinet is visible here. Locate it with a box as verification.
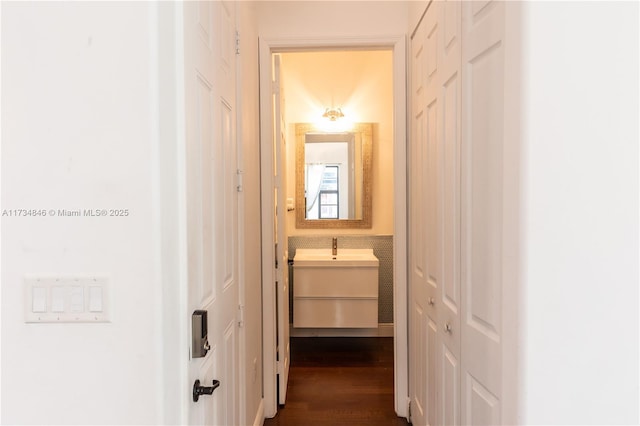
[292,249,379,328]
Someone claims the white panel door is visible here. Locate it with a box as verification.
[183,2,239,425]
[409,3,440,424]
[411,2,463,425]
[438,1,462,425]
[273,54,290,406]
[461,1,505,424]
[409,10,429,426]
[423,4,442,425]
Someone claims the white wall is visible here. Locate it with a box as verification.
[237,2,264,425]
[156,2,183,423]
[1,2,162,424]
[281,50,394,235]
[258,1,408,40]
[519,2,639,424]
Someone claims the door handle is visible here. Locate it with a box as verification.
[444,323,452,334]
[428,297,435,306]
[193,379,220,402]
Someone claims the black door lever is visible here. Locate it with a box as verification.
[193,379,221,402]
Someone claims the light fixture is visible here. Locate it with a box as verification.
[322,107,344,121]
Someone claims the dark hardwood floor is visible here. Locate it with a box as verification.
[264,337,410,426]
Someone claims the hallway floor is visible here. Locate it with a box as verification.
[264,337,410,426]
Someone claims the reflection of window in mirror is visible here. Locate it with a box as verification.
[304,140,350,219]
[306,163,341,219]
[317,166,339,219]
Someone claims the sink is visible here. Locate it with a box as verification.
[293,248,379,267]
[292,248,379,328]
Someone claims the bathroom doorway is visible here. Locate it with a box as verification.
[259,36,408,420]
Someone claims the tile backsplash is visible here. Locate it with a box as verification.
[287,235,394,324]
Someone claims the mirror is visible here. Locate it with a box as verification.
[295,122,373,229]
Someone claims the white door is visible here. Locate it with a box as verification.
[409,7,433,425]
[422,2,442,424]
[461,1,505,424]
[273,54,290,405]
[410,1,462,425]
[438,1,462,425]
[183,2,239,425]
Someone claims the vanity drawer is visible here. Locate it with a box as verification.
[293,298,378,328]
[293,266,378,298]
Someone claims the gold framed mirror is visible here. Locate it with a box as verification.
[295,122,373,229]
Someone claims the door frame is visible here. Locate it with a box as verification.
[258,35,408,419]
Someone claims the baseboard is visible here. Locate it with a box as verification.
[290,323,394,337]
[253,398,264,426]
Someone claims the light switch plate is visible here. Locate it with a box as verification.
[24,276,110,323]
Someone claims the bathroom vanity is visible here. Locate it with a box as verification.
[292,248,379,328]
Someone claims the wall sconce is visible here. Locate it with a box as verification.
[322,107,344,121]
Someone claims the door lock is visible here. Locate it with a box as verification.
[192,310,209,358]
[193,379,220,402]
